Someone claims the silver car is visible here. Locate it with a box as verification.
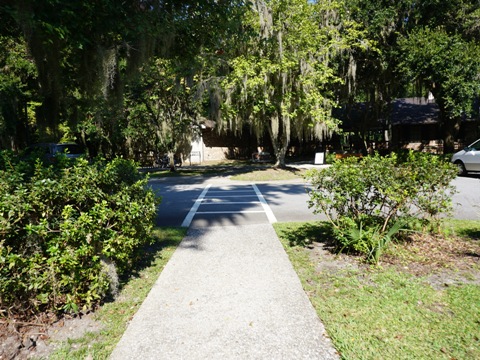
[451,138,480,175]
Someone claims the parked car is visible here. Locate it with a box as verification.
[451,138,480,175]
[26,142,85,162]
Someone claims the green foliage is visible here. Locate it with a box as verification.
[305,152,457,262]
[334,0,414,127]
[1,0,246,156]
[398,27,480,119]
[0,154,158,316]
[219,0,366,167]
[337,0,480,154]
[0,35,38,148]
[123,58,201,161]
[396,4,480,151]
[336,218,403,263]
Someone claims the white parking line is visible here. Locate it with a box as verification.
[207,190,253,193]
[196,210,266,214]
[181,184,277,227]
[204,195,258,198]
[181,184,212,227]
[252,184,277,223]
[201,201,262,205]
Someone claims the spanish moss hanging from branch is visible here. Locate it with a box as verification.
[216,0,360,167]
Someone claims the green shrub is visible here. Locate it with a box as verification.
[0,155,158,316]
[305,152,457,263]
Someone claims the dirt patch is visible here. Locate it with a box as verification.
[308,233,480,289]
[383,233,480,289]
[0,311,102,359]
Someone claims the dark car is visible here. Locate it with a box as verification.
[26,143,85,161]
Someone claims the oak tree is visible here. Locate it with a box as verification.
[219,0,364,167]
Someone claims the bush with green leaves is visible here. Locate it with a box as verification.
[0,154,158,316]
[305,152,457,263]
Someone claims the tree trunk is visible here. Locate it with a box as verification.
[437,98,461,154]
[269,130,288,168]
[442,116,461,154]
[168,150,176,172]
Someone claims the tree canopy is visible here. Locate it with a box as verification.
[218,0,371,167]
[0,0,244,157]
[0,0,479,158]
[398,1,480,152]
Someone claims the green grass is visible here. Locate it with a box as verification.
[148,163,306,181]
[149,168,223,177]
[47,227,187,360]
[274,221,480,360]
[148,160,253,178]
[442,219,480,239]
[229,167,305,181]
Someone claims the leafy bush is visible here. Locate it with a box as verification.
[305,152,457,263]
[0,154,158,316]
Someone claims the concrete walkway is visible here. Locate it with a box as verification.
[110,223,338,359]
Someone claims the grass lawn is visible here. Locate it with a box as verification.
[274,220,480,360]
[148,162,306,181]
[229,166,305,181]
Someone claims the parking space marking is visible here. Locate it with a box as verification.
[252,184,277,223]
[181,184,212,227]
[181,184,277,227]
[201,201,261,205]
[207,190,253,193]
[196,210,266,214]
[202,195,258,198]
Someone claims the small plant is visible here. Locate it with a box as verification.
[305,152,457,263]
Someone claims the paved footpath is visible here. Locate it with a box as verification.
[110,223,339,359]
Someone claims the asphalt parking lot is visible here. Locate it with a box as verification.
[150,174,479,228]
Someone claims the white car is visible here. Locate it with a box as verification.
[451,138,480,175]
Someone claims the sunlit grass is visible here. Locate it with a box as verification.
[230,167,305,181]
[147,163,307,181]
[442,219,480,239]
[149,168,222,177]
[274,221,480,360]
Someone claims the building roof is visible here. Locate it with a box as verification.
[334,97,440,129]
[333,103,385,131]
[391,97,439,125]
